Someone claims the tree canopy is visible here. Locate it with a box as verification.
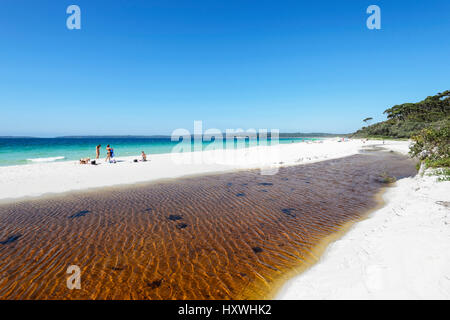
[353,91,450,139]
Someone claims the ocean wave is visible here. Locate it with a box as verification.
[26,156,65,163]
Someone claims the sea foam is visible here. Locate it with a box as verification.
[27,156,65,163]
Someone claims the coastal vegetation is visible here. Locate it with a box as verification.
[353,90,449,139]
[411,124,450,180]
[353,90,450,179]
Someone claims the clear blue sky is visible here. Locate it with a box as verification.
[1,0,449,136]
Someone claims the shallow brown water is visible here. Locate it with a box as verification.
[0,151,417,300]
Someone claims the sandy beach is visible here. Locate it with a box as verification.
[0,140,417,299]
[2,138,448,300]
[0,138,408,202]
[277,148,450,300]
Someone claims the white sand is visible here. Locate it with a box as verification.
[277,159,450,299]
[0,138,399,202]
[3,138,447,299]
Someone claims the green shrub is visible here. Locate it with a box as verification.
[409,123,450,161]
[427,168,450,181]
[424,158,450,168]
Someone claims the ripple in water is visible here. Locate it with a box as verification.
[0,152,417,299]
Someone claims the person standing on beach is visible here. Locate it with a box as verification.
[105,145,112,162]
[96,144,101,159]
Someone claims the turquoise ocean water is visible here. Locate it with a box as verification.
[0,137,319,167]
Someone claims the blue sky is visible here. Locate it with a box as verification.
[0,0,449,136]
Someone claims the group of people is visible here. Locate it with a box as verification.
[79,145,147,165]
[96,144,115,162]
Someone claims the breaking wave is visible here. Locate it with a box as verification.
[26,156,65,163]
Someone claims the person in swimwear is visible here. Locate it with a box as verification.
[79,157,90,164]
[105,145,112,162]
[96,144,101,159]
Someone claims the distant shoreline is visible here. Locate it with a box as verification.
[0,132,348,139]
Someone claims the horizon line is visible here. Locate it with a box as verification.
[0,132,350,139]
